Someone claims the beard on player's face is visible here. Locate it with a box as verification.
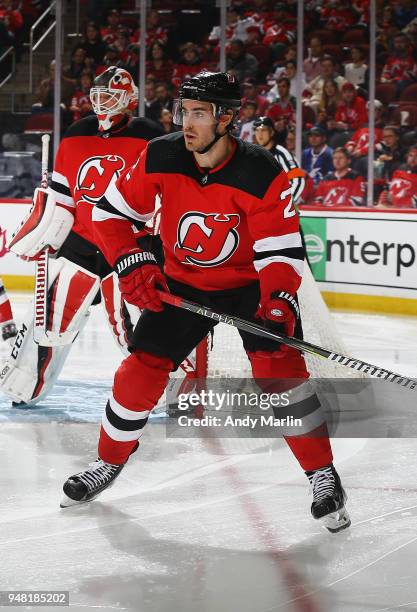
[183,124,217,152]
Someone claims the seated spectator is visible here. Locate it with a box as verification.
[81,22,107,67]
[378,145,417,208]
[343,47,368,89]
[69,70,94,122]
[144,80,162,123]
[146,41,173,84]
[160,108,179,134]
[132,9,168,47]
[240,77,268,116]
[114,28,137,69]
[32,60,74,114]
[380,32,417,94]
[262,3,296,60]
[345,99,385,160]
[319,0,359,31]
[302,126,334,186]
[100,9,120,45]
[284,125,316,204]
[209,5,258,45]
[326,83,368,146]
[304,56,347,113]
[155,81,173,112]
[0,0,22,44]
[317,78,341,129]
[95,45,123,75]
[236,101,258,142]
[269,47,298,82]
[303,36,323,83]
[266,77,296,131]
[311,148,366,207]
[226,39,258,83]
[374,125,405,180]
[267,60,306,101]
[172,42,204,90]
[64,46,88,84]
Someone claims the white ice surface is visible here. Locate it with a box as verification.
[1,293,417,612]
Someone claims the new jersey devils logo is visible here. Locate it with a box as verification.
[390,178,411,199]
[325,186,349,206]
[0,227,7,258]
[175,212,240,266]
[75,155,125,204]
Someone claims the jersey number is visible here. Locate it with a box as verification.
[281,187,296,218]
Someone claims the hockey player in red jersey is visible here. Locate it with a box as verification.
[1,66,163,406]
[0,278,17,342]
[61,71,350,533]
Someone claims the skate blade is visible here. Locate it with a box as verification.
[321,506,351,533]
[60,493,91,508]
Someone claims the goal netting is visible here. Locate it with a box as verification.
[193,262,363,379]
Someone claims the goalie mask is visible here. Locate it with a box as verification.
[90,66,138,131]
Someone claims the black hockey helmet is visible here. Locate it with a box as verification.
[253,116,274,129]
[179,71,241,109]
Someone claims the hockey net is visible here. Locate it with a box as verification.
[193,263,364,380]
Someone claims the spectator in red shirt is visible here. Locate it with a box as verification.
[132,9,168,48]
[69,70,94,123]
[311,147,366,207]
[381,32,417,94]
[0,0,22,37]
[326,83,368,147]
[345,99,385,160]
[100,9,120,45]
[319,0,358,31]
[240,77,268,117]
[378,145,417,209]
[266,77,296,131]
[146,41,173,83]
[172,42,204,91]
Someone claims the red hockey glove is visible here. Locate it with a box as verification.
[256,290,299,337]
[114,250,168,312]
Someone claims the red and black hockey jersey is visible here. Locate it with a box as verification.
[311,170,366,207]
[93,132,304,293]
[50,115,163,247]
[388,168,417,208]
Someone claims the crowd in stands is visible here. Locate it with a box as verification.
[27,0,417,208]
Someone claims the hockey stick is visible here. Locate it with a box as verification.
[157,291,417,391]
[33,134,51,345]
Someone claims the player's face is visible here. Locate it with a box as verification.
[181,100,217,152]
[255,126,273,147]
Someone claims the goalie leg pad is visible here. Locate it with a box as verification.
[0,258,99,404]
[8,188,74,259]
[100,272,141,356]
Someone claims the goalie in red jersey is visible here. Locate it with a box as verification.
[1,67,163,407]
[61,71,350,533]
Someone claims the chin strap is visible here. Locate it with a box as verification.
[197,129,227,154]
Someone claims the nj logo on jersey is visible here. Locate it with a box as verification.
[175,212,240,266]
[75,155,125,204]
[325,186,349,206]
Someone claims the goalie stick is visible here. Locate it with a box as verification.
[157,291,417,391]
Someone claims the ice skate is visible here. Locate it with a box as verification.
[306,464,351,533]
[60,458,125,508]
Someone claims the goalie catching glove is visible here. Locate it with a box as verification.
[114,249,168,312]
